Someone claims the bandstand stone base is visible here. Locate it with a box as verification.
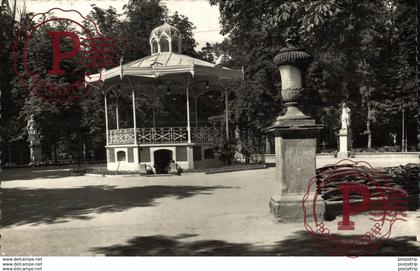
[106,145,140,171]
[106,143,221,172]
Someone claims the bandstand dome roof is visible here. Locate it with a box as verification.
[87,52,241,82]
[150,22,181,40]
[86,23,243,98]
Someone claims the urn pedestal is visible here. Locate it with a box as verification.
[268,30,324,221]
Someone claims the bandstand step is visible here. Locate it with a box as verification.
[145,174,173,177]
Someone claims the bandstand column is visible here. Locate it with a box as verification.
[186,82,192,144]
[104,91,109,146]
[194,96,198,129]
[152,100,156,129]
[224,89,229,140]
[115,94,120,130]
[104,90,112,169]
[169,37,173,52]
[132,89,137,144]
[131,88,140,169]
[185,78,194,169]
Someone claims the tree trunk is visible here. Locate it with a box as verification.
[367,104,372,149]
[367,120,372,149]
[402,106,406,152]
[52,144,57,164]
[417,0,420,150]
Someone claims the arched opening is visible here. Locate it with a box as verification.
[117,151,126,162]
[160,37,170,52]
[153,149,173,174]
[204,148,215,159]
[152,40,159,54]
[172,38,179,53]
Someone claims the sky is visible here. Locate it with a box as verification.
[17,0,224,49]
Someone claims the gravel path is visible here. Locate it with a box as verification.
[1,167,419,256]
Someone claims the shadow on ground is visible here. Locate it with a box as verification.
[91,231,420,256]
[2,167,73,181]
[2,185,234,227]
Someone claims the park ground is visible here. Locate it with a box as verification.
[1,167,419,256]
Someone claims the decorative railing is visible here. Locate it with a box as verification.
[138,127,188,144]
[108,127,225,145]
[109,128,136,145]
[191,127,223,143]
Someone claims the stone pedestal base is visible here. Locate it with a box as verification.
[337,151,349,158]
[268,118,323,222]
[416,213,420,242]
[269,193,325,222]
[337,129,349,158]
[30,145,42,164]
[269,119,322,193]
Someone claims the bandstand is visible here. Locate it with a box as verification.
[87,23,243,172]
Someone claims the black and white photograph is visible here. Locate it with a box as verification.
[0,0,419,269]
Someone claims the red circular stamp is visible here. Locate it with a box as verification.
[12,8,118,104]
[303,159,408,256]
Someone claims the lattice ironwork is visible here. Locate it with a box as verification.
[138,128,153,143]
[138,127,188,144]
[108,128,135,145]
[155,127,172,143]
[108,126,224,145]
[192,127,224,143]
[172,127,187,142]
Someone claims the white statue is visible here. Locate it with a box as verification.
[235,125,240,140]
[340,103,351,130]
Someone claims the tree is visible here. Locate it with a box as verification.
[10,15,95,161]
[0,0,24,165]
[417,0,420,151]
[210,0,419,150]
[3,0,207,164]
[87,2,201,129]
[0,4,11,165]
[197,42,216,63]
[166,12,197,56]
[120,0,167,61]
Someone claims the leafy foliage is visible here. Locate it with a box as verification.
[1,0,205,163]
[1,0,419,165]
[210,0,419,149]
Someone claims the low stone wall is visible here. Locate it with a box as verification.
[317,152,419,168]
[265,152,419,168]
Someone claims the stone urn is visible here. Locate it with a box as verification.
[272,30,313,125]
